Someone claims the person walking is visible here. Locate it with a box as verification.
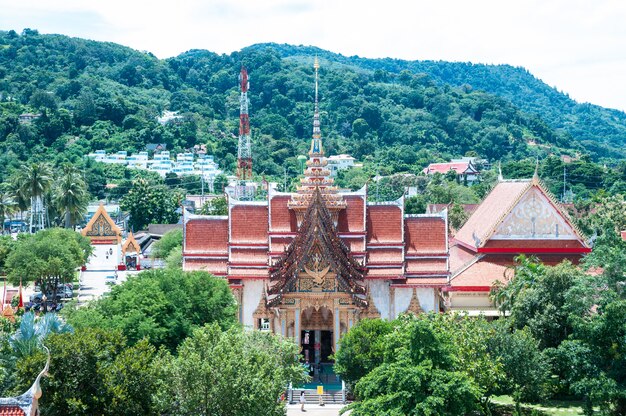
[300,390,306,412]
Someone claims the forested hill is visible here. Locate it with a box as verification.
[0,29,624,183]
[257,43,626,158]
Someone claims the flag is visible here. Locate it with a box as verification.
[18,279,23,309]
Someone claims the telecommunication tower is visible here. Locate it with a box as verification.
[236,67,252,199]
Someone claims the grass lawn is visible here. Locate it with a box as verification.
[492,395,587,415]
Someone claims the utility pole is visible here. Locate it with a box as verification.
[562,165,566,202]
[284,166,288,192]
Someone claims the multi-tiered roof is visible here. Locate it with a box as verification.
[268,188,366,307]
[288,58,346,224]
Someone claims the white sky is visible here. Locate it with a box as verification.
[2,0,626,112]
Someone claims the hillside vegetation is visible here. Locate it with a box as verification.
[0,29,625,188]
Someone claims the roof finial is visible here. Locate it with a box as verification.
[532,157,540,185]
[310,56,323,156]
[497,161,503,182]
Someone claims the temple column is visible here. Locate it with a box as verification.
[281,310,287,337]
[333,307,340,353]
[314,330,321,369]
[294,307,301,346]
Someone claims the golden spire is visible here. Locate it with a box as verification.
[310,56,323,156]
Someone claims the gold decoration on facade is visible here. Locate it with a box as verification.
[406,288,423,315]
[81,203,122,243]
[121,231,140,255]
[360,291,381,319]
[253,295,274,331]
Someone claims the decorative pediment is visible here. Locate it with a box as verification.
[81,204,121,243]
[122,231,140,255]
[268,188,366,308]
[491,187,577,240]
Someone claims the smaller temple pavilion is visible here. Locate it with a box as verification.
[81,204,142,271]
[445,169,591,314]
[80,204,122,246]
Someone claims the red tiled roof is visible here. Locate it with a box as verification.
[454,181,531,250]
[184,258,228,275]
[368,248,403,264]
[228,268,269,278]
[405,277,448,286]
[185,218,228,253]
[621,231,626,241]
[0,406,25,416]
[450,257,512,288]
[343,239,365,253]
[406,258,447,274]
[366,205,403,243]
[482,239,587,251]
[270,235,294,253]
[269,195,297,232]
[230,248,268,263]
[337,195,365,232]
[422,162,477,175]
[230,205,268,244]
[449,244,478,272]
[405,216,447,254]
[366,267,403,278]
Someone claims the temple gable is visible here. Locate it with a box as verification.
[491,187,577,240]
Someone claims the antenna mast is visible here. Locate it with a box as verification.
[237,66,252,199]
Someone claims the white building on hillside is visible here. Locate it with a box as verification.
[326,154,362,176]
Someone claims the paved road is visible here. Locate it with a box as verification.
[287,404,350,416]
[77,244,138,305]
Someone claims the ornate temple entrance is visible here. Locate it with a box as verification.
[301,306,333,363]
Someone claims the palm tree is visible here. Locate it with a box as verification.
[6,176,29,226]
[53,165,88,228]
[0,187,16,233]
[9,311,72,358]
[15,162,53,233]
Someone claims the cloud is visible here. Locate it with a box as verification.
[1,0,625,110]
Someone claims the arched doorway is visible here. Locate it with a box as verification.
[300,306,334,365]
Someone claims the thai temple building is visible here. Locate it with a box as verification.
[0,347,50,416]
[182,59,590,359]
[446,169,591,313]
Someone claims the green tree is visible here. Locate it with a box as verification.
[119,178,181,231]
[53,164,88,228]
[448,202,469,231]
[0,187,16,233]
[199,196,228,215]
[9,311,72,359]
[13,162,54,232]
[150,228,182,259]
[63,269,236,350]
[334,318,394,386]
[5,228,92,311]
[154,324,307,416]
[0,235,15,273]
[488,323,550,412]
[345,315,480,416]
[14,328,160,416]
[510,261,590,349]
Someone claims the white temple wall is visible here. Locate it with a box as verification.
[368,280,391,320]
[241,279,264,329]
[393,287,413,318]
[416,288,436,312]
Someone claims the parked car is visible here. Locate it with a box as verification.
[105,274,118,285]
[29,292,62,304]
